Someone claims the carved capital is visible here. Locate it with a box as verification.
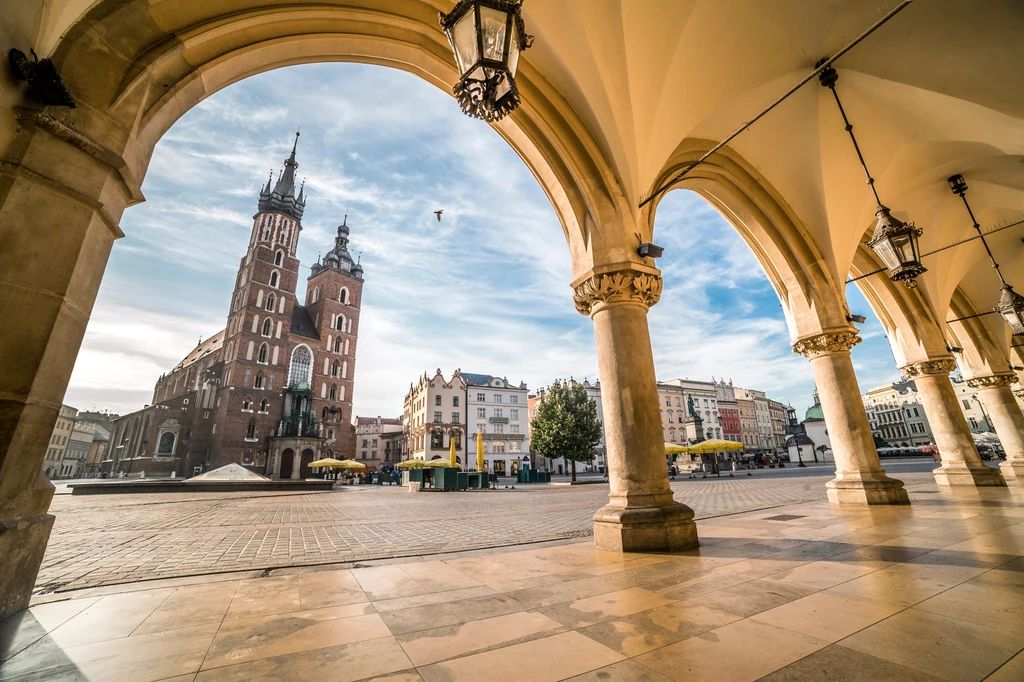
[966,374,1019,389]
[1014,388,1024,400]
[573,269,663,316]
[901,358,958,378]
[792,330,862,359]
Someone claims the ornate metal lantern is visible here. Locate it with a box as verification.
[866,205,925,287]
[440,0,534,122]
[996,285,1024,336]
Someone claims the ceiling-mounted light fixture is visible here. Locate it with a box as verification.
[819,63,925,288]
[949,174,1024,336]
[440,0,534,122]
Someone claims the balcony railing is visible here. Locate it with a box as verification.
[488,417,508,423]
[477,433,525,440]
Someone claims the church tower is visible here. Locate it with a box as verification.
[216,132,308,469]
[306,216,364,461]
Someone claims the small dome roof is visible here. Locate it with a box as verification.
[804,403,824,421]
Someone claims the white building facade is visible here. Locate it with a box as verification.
[464,373,530,475]
[354,416,403,468]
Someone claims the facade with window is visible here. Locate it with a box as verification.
[41,405,78,479]
[862,380,934,447]
[108,138,364,479]
[659,378,722,442]
[355,416,404,468]
[463,373,530,475]
[403,369,467,465]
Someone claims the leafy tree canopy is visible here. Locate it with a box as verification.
[531,381,603,470]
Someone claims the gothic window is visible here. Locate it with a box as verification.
[268,373,275,390]
[243,448,253,464]
[270,271,279,287]
[261,319,272,337]
[332,361,339,377]
[266,293,275,311]
[158,432,175,454]
[242,397,252,411]
[263,229,270,240]
[275,251,283,266]
[259,399,268,413]
[246,420,256,439]
[339,287,348,304]
[329,385,337,400]
[254,372,264,389]
[334,338,342,353]
[288,346,312,387]
[278,231,286,244]
[336,315,345,331]
[244,368,251,386]
[258,343,269,364]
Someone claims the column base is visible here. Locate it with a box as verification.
[593,502,699,553]
[0,513,55,620]
[933,463,1007,487]
[826,473,909,505]
[999,461,1024,485]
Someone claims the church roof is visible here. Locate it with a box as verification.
[171,330,225,372]
[461,373,494,386]
[289,303,320,340]
[803,403,825,422]
[311,216,363,280]
[258,132,306,222]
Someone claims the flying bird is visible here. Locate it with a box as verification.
[434,209,443,222]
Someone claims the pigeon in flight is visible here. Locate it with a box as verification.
[434,209,443,222]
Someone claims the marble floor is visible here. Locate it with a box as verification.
[2,488,1023,681]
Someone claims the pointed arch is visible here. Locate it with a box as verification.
[266,293,275,311]
[261,318,272,337]
[258,342,269,364]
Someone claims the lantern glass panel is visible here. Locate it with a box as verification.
[451,10,479,75]
[1003,308,1024,334]
[507,26,521,76]
[892,231,917,264]
[872,237,900,271]
[479,6,508,62]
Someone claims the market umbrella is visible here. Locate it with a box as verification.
[684,439,744,454]
[307,457,345,468]
[334,459,367,470]
[665,442,692,455]
[398,459,457,469]
[477,432,486,472]
[449,435,458,469]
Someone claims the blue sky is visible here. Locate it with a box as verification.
[64,63,902,419]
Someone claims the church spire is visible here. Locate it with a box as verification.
[272,131,300,198]
[258,130,306,222]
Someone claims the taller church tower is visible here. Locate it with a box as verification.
[217,133,309,469]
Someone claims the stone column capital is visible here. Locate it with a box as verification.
[901,358,958,378]
[791,330,862,359]
[1014,388,1024,399]
[966,374,1019,389]
[572,264,663,316]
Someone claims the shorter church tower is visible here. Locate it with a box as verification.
[306,217,364,461]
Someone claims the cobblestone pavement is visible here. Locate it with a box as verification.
[37,466,940,593]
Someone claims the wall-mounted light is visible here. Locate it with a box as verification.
[847,314,867,324]
[8,49,75,108]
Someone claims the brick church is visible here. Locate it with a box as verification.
[108,134,364,479]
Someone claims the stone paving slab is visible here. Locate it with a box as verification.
[36,470,938,593]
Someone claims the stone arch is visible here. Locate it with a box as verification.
[643,141,851,340]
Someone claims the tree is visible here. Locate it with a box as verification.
[530,381,603,482]
[815,444,828,462]
[872,434,889,449]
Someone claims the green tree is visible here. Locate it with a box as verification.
[872,434,889,449]
[530,381,603,482]
[815,444,828,462]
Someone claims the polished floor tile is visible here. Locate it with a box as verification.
[562,659,675,681]
[417,630,624,682]
[913,581,1024,634]
[202,604,383,669]
[396,610,564,666]
[28,589,173,650]
[224,576,301,620]
[538,587,675,628]
[135,582,238,635]
[757,644,946,682]
[578,600,740,656]
[0,596,100,662]
[635,618,828,682]
[297,569,367,611]
[749,591,904,642]
[685,578,818,617]
[194,636,411,681]
[379,593,526,635]
[840,607,1024,681]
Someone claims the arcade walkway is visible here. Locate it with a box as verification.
[2,489,1022,681]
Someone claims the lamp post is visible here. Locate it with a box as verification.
[819,64,925,288]
[440,0,534,122]
[949,174,1024,336]
[796,442,806,467]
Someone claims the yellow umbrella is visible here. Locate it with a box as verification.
[308,457,345,468]
[477,432,485,472]
[334,459,367,470]
[685,438,744,454]
[665,442,691,455]
[398,459,457,469]
[449,434,458,469]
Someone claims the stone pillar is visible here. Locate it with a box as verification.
[902,360,1005,486]
[793,330,909,505]
[0,110,133,618]
[291,451,302,480]
[969,375,1024,485]
[574,265,698,552]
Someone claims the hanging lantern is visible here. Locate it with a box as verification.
[996,285,1024,336]
[440,0,534,122]
[866,205,926,288]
